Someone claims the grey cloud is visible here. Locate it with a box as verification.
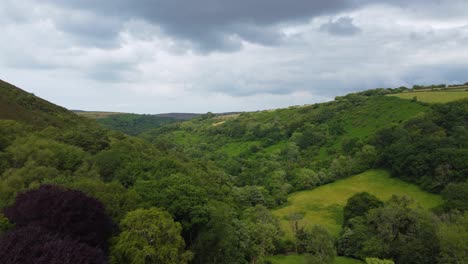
[320,17,361,36]
[40,0,355,51]
[56,13,122,48]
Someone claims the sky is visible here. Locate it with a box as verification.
[1,0,468,114]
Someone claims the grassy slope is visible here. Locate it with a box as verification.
[146,96,428,163]
[267,255,363,264]
[273,169,443,238]
[0,79,83,128]
[389,91,468,103]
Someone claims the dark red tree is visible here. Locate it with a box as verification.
[0,225,106,264]
[3,185,112,250]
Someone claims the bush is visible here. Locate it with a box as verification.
[3,185,112,250]
[0,226,106,264]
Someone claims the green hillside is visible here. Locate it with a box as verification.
[0,79,83,128]
[273,169,443,238]
[0,80,466,264]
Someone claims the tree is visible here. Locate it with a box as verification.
[6,136,87,171]
[364,196,440,264]
[343,192,383,226]
[300,225,336,264]
[0,213,13,235]
[0,225,106,264]
[133,174,209,240]
[67,178,142,222]
[437,213,468,264]
[242,205,282,264]
[441,182,468,212]
[111,208,192,264]
[3,185,112,250]
[193,202,247,264]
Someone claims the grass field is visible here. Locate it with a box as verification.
[266,255,364,264]
[273,170,443,238]
[74,111,123,119]
[389,91,468,103]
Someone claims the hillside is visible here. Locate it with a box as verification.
[0,79,83,127]
[140,94,430,205]
[0,80,467,264]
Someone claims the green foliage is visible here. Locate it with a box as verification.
[0,213,14,235]
[374,99,468,192]
[66,178,142,222]
[343,192,383,226]
[339,196,441,263]
[299,225,336,264]
[437,213,468,264]
[111,208,192,264]
[133,173,209,233]
[97,113,185,136]
[242,205,282,263]
[441,181,468,212]
[6,136,87,171]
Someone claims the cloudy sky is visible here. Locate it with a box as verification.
[1,0,468,113]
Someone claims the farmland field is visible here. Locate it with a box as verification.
[272,169,443,238]
[266,255,364,264]
[389,91,468,103]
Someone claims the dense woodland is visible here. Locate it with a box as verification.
[0,79,467,264]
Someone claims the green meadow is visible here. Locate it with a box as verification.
[273,169,443,238]
[389,91,468,103]
[266,255,364,264]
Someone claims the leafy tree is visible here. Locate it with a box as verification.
[133,174,209,239]
[3,185,112,250]
[111,208,192,264]
[193,202,247,264]
[336,217,370,258]
[343,192,383,226]
[6,136,87,171]
[299,225,336,264]
[0,162,62,207]
[242,205,282,264]
[0,213,13,235]
[437,213,468,264]
[0,225,106,264]
[441,181,468,212]
[363,196,440,263]
[67,178,142,222]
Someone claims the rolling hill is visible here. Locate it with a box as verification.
[0,79,83,128]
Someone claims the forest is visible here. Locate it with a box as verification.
[0,79,467,264]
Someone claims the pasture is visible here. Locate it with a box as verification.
[389,91,468,103]
[272,170,443,238]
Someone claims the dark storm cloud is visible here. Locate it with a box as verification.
[41,0,355,51]
[320,17,361,36]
